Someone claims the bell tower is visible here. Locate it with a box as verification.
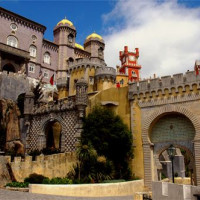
[119,46,141,81]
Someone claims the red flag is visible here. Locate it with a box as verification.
[195,65,199,76]
[50,74,54,85]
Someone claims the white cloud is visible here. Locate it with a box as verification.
[102,0,200,78]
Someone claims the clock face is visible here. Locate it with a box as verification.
[129,55,135,61]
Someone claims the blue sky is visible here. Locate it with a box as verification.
[0,1,115,44]
[2,0,200,78]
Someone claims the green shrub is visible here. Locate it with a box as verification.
[24,173,47,184]
[6,181,29,188]
[42,177,72,184]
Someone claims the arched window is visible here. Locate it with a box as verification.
[7,36,18,48]
[68,34,74,43]
[44,52,50,64]
[98,47,103,57]
[28,63,35,73]
[29,45,37,57]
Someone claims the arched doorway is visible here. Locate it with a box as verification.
[45,120,62,150]
[2,63,15,74]
[149,113,195,184]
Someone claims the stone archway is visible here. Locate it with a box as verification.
[2,63,15,74]
[44,120,62,150]
[142,104,200,189]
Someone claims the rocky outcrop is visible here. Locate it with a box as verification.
[0,156,11,186]
[0,99,24,154]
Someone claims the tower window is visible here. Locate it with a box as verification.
[28,63,35,73]
[68,34,74,43]
[7,36,18,48]
[29,45,37,57]
[10,23,18,31]
[43,70,49,78]
[44,52,50,64]
[98,47,103,57]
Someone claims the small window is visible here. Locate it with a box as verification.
[7,36,18,48]
[10,23,17,31]
[28,63,35,73]
[68,34,73,43]
[44,52,50,64]
[98,47,103,57]
[43,70,49,78]
[29,45,37,57]
[32,35,37,41]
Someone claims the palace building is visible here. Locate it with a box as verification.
[1,6,200,190]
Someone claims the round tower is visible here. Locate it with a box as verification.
[95,67,116,91]
[84,33,105,60]
[54,18,76,79]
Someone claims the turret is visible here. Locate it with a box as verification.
[119,46,141,82]
[53,18,77,78]
[84,33,105,60]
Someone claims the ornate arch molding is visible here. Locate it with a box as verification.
[41,114,65,132]
[142,104,200,144]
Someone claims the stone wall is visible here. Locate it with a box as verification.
[0,72,29,101]
[5,152,76,182]
[29,180,144,198]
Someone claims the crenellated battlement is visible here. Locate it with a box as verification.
[68,57,106,72]
[129,71,200,100]
[0,72,29,101]
[95,66,116,81]
[5,152,76,182]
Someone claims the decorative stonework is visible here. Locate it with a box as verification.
[0,7,46,33]
[140,103,200,189]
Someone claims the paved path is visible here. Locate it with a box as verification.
[0,189,133,200]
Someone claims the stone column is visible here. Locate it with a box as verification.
[194,140,200,186]
[0,52,2,71]
[143,143,153,189]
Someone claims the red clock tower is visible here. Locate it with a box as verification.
[119,46,141,81]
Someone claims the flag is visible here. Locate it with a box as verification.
[39,68,42,78]
[195,65,199,76]
[50,74,54,85]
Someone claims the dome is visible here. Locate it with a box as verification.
[57,18,73,27]
[86,32,103,40]
[75,43,84,50]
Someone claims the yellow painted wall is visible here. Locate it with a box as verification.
[131,101,144,179]
[116,74,129,87]
[88,86,144,179]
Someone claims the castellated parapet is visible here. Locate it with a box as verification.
[67,57,106,72]
[129,71,200,100]
[0,71,29,101]
[5,152,76,182]
[95,67,116,81]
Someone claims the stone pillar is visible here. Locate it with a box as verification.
[143,143,153,189]
[194,140,200,186]
[0,52,2,71]
[75,78,88,145]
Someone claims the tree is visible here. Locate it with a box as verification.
[81,106,133,179]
